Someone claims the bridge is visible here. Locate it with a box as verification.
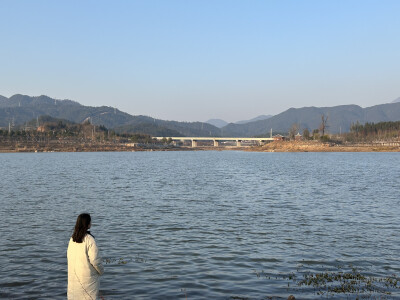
[155,137,274,147]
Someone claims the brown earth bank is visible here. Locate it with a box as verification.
[0,140,189,153]
[1,140,400,153]
[247,140,400,152]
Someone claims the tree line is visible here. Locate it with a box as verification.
[0,119,155,144]
[346,121,400,141]
[289,117,400,143]
[289,115,330,142]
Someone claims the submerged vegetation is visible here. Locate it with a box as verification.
[100,256,400,299]
[253,264,400,299]
[102,255,147,265]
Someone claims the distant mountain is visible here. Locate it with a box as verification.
[3,94,400,137]
[0,95,8,103]
[391,97,400,103]
[235,114,272,124]
[0,94,221,137]
[221,103,400,136]
[0,94,135,129]
[114,122,183,137]
[27,115,76,126]
[0,94,80,108]
[205,119,228,128]
[115,117,221,137]
[206,115,273,128]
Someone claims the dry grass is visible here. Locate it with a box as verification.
[248,141,400,152]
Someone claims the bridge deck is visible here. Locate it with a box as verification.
[155,137,274,141]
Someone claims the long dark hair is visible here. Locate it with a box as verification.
[71,213,91,243]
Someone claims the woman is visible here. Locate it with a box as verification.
[67,213,104,300]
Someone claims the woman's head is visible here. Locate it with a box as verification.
[71,213,91,243]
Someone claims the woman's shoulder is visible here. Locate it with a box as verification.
[84,232,96,244]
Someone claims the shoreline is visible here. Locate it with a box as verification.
[1,141,400,153]
[246,140,400,152]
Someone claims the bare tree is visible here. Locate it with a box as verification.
[319,114,329,136]
[288,123,300,140]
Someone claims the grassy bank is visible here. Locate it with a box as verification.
[248,141,400,152]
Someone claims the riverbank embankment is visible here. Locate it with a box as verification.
[0,140,187,153]
[1,140,400,153]
[248,140,400,152]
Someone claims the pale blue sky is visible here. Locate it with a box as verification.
[1,0,399,122]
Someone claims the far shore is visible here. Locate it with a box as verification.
[246,140,400,152]
[0,145,188,153]
[1,140,400,153]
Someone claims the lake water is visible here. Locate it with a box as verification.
[0,151,399,299]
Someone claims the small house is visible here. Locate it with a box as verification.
[37,125,46,132]
[295,132,302,141]
[273,134,285,141]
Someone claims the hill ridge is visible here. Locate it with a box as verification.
[2,94,400,136]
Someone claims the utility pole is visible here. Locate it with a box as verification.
[270,128,272,138]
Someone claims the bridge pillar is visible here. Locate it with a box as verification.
[191,140,198,147]
[213,140,219,147]
[236,140,242,147]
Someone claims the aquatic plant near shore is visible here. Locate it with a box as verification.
[100,256,399,298]
[102,255,147,265]
[297,268,398,297]
[254,264,400,299]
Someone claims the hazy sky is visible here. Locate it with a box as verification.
[1,1,399,122]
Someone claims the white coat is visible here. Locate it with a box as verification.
[67,234,104,300]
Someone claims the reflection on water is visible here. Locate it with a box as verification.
[0,151,399,299]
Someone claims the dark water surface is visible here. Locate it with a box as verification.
[0,151,399,299]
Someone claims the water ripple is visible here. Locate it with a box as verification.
[0,152,399,299]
